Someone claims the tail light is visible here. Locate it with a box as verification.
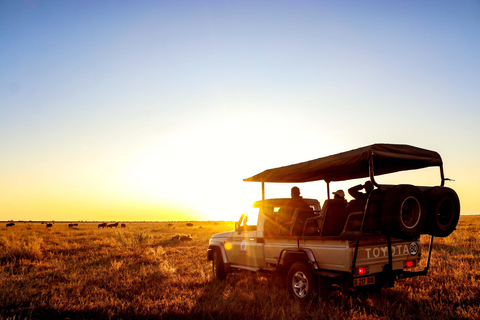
[354,266,369,275]
[404,260,416,268]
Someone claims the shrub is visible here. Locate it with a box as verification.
[115,230,151,247]
[133,230,151,246]
[0,234,44,260]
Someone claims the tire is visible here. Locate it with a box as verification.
[212,248,227,280]
[287,262,317,301]
[424,187,460,237]
[381,185,427,239]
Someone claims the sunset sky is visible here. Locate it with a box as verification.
[1,1,479,222]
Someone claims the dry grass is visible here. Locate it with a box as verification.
[1,217,479,320]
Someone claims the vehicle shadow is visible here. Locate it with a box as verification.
[189,270,456,320]
[190,270,287,319]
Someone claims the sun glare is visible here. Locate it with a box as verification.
[121,116,267,221]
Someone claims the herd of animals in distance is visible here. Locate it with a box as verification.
[3,221,196,228]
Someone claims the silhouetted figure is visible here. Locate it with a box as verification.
[277,186,310,224]
[348,181,374,200]
[332,189,345,200]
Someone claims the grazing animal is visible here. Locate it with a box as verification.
[121,223,126,228]
[6,223,15,227]
[186,223,193,227]
[171,234,193,241]
[46,223,53,228]
[73,223,78,226]
[68,224,74,228]
[98,223,107,228]
[107,222,119,228]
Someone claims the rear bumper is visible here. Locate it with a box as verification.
[351,267,429,288]
[321,266,430,289]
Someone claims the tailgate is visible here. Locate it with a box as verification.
[354,238,421,274]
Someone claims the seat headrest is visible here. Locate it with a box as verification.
[323,199,347,206]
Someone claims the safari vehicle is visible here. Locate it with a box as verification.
[207,144,460,300]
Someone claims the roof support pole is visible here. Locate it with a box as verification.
[262,182,266,215]
[326,181,330,199]
[262,182,265,202]
[369,154,379,187]
[440,166,445,186]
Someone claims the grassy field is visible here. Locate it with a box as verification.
[1,216,479,320]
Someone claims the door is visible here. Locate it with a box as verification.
[229,209,260,267]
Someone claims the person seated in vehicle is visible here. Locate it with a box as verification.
[332,189,345,200]
[348,180,374,200]
[276,187,311,233]
[320,190,348,236]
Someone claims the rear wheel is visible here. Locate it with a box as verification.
[212,248,227,280]
[287,262,317,301]
[381,185,427,239]
[424,187,460,237]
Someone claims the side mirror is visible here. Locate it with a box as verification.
[236,213,246,234]
[235,222,242,234]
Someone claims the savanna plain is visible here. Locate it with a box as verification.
[1,216,479,320]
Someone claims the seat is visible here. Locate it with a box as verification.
[289,207,315,236]
[303,214,324,236]
[319,199,348,236]
[275,206,292,235]
[346,199,367,215]
[341,212,364,233]
[337,199,367,233]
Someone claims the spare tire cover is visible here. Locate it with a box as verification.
[381,185,427,239]
[423,186,460,237]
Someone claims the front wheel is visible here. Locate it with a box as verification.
[212,249,227,280]
[287,262,317,301]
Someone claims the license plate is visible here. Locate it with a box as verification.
[354,276,375,287]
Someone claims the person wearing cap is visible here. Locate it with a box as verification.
[348,181,374,200]
[332,189,345,200]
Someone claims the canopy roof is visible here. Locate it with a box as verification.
[244,144,442,183]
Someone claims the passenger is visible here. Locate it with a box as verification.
[348,181,374,200]
[277,186,310,224]
[332,189,345,200]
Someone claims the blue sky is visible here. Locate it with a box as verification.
[1,1,479,221]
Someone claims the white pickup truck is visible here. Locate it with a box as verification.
[207,144,460,300]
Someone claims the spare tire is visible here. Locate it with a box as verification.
[423,187,460,237]
[381,185,427,239]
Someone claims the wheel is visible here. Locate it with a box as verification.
[212,248,227,280]
[424,187,460,237]
[381,185,427,239]
[287,262,317,301]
